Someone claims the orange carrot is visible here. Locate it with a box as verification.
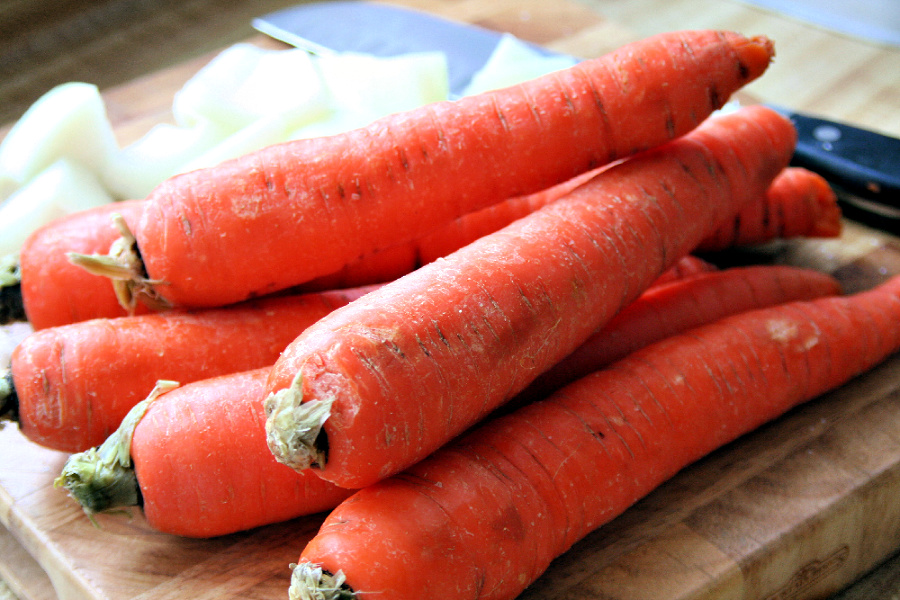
[77,30,774,309]
[301,166,837,292]
[55,369,354,538]
[292,273,900,600]
[697,165,842,251]
[298,167,607,291]
[647,254,718,287]
[2,284,377,452]
[263,105,797,489]
[14,200,151,329]
[518,264,842,403]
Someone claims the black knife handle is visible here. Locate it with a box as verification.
[787,112,900,208]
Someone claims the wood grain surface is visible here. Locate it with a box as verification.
[2,1,900,599]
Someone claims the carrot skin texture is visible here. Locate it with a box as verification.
[299,167,608,291]
[135,30,774,307]
[265,105,797,489]
[303,165,836,293]
[131,368,353,538]
[297,274,900,600]
[11,285,376,452]
[19,199,149,329]
[697,166,842,251]
[519,264,842,402]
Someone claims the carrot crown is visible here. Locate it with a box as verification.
[67,213,171,314]
[290,563,356,600]
[264,371,331,471]
[55,380,179,514]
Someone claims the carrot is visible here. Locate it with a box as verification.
[304,223,712,295]
[11,199,152,330]
[291,273,900,600]
[646,254,718,287]
[302,165,837,293]
[517,264,842,403]
[75,30,774,310]
[1,284,377,452]
[697,165,842,251]
[55,370,354,538]
[263,104,797,489]
[298,167,608,291]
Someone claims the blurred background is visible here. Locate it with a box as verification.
[2,0,898,128]
[0,0,300,125]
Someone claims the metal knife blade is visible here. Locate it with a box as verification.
[253,0,900,233]
[252,1,558,99]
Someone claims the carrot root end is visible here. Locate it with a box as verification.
[289,562,355,600]
[265,371,330,472]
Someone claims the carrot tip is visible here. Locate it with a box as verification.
[54,380,179,514]
[265,372,331,472]
[289,562,355,600]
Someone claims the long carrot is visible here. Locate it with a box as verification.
[697,165,842,251]
[13,199,151,329]
[1,284,377,452]
[263,104,797,489]
[303,166,838,291]
[75,30,774,309]
[291,273,900,600]
[7,162,833,332]
[517,264,842,403]
[55,370,354,538]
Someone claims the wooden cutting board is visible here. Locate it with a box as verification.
[3,2,900,600]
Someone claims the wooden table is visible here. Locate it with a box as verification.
[2,1,900,599]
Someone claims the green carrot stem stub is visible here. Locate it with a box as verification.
[55,380,179,513]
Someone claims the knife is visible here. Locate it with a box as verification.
[253,0,900,233]
[251,1,560,99]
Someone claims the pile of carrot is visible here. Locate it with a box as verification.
[292,273,900,600]
[2,28,897,600]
